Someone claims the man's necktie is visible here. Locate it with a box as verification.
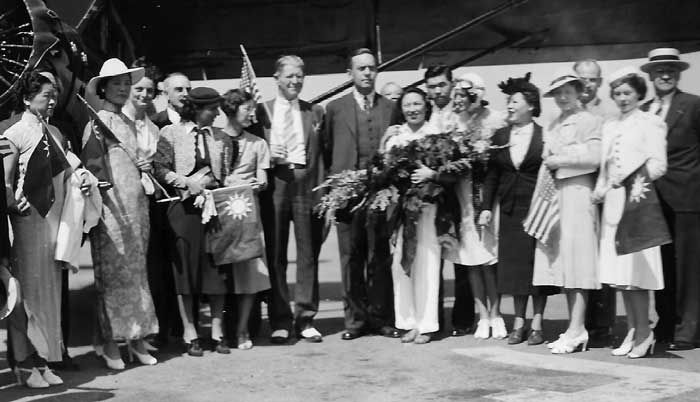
[363,95,370,112]
[282,105,295,148]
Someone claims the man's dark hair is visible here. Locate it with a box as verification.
[424,64,452,82]
[347,48,376,69]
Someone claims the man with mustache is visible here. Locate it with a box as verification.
[425,64,458,132]
[152,72,192,129]
[640,48,700,351]
[324,48,399,340]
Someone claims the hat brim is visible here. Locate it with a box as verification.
[640,60,689,73]
[86,67,146,97]
[543,76,582,97]
[0,276,18,320]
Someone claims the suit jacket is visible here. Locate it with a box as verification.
[482,123,544,214]
[641,91,700,211]
[254,99,325,197]
[151,110,173,129]
[324,92,394,174]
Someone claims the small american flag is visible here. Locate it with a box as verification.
[523,165,559,245]
[239,44,260,102]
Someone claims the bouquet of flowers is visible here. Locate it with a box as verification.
[313,169,368,224]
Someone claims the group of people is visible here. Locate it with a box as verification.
[1,43,700,388]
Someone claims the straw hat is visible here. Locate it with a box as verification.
[86,58,145,97]
[640,48,689,73]
[543,69,583,97]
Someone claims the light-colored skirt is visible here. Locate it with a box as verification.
[533,174,600,289]
[599,187,664,290]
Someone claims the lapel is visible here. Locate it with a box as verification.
[665,91,685,131]
[521,123,543,169]
[341,93,358,139]
[262,100,275,142]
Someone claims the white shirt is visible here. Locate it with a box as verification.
[123,106,159,161]
[166,106,182,125]
[272,96,306,165]
[352,88,374,111]
[509,122,533,169]
[429,101,456,132]
[648,90,676,120]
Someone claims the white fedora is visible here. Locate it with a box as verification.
[86,58,145,97]
[641,48,689,73]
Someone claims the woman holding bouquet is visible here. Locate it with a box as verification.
[593,67,666,358]
[478,74,556,345]
[384,87,442,344]
[446,73,507,340]
[533,71,602,354]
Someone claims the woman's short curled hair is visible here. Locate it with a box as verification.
[394,86,432,125]
[609,73,647,100]
[179,98,197,122]
[16,70,53,111]
[221,89,253,118]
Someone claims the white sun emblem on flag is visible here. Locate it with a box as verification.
[629,174,651,203]
[223,193,253,220]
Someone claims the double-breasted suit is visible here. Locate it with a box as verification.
[324,91,395,333]
[641,90,700,344]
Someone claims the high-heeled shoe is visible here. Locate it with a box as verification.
[490,317,508,340]
[628,332,656,359]
[128,343,157,365]
[474,319,491,339]
[551,331,588,354]
[15,367,49,388]
[95,344,126,370]
[612,328,635,356]
[401,329,418,343]
[38,366,63,385]
[547,333,566,349]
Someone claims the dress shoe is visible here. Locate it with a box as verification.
[551,331,589,354]
[451,327,469,337]
[38,367,63,385]
[214,338,231,354]
[270,329,290,344]
[668,341,694,351]
[341,330,364,340]
[128,343,158,365]
[527,329,545,346]
[507,327,526,345]
[414,333,432,344]
[377,326,401,338]
[298,327,323,343]
[401,329,418,343]
[628,333,656,358]
[611,328,635,356]
[491,317,508,340]
[186,339,204,357]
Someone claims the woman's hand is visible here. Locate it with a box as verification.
[12,188,30,216]
[136,159,153,174]
[543,155,563,170]
[478,210,492,226]
[170,174,187,189]
[185,177,204,195]
[411,163,437,184]
[78,172,92,196]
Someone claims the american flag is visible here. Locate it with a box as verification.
[523,165,559,245]
[239,45,260,102]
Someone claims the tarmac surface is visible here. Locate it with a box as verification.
[2,228,700,401]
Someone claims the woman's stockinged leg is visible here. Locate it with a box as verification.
[565,289,588,336]
[177,295,199,342]
[209,295,226,341]
[236,293,256,338]
[484,267,501,318]
[468,268,489,319]
[531,295,547,331]
[629,290,651,345]
[513,295,528,330]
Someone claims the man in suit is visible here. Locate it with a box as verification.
[259,55,325,343]
[573,59,617,344]
[640,48,700,350]
[152,72,191,129]
[325,48,399,340]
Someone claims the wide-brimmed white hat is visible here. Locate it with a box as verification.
[543,69,583,97]
[640,48,689,73]
[86,58,145,97]
[0,268,18,320]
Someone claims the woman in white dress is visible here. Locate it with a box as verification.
[446,73,507,340]
[592,67,666,359]
[385,87,442,344]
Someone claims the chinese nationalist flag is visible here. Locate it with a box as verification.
[23,126,71,217]
[615,165,672,255]
[206,185,264,265]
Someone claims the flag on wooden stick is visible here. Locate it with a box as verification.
[523,165,560,245]
[239,44,260,102]
[615,165,672,255]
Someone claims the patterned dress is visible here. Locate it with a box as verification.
[83,109,158,342]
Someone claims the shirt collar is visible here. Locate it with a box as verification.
[20,111,41,125]
[167,106,181,125]
[275,96,299,108]
[656,90,677,104]
[352,88,375,109]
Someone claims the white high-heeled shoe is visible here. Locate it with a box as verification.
[547,333,566,349]
[551,331,589,354]
[612,328,636,356]
[128,343,157,366]
[38,366,63,385]
[490,317,508,340]
[628,332,656,359]
[474,319,491,339]
[95,344,125,370]
[15,367,49,388]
